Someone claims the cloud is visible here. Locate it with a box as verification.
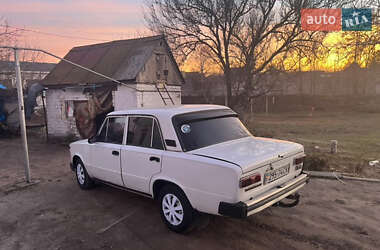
[1,0,151,61]
[3,0,142,15]
[3,0,145,28]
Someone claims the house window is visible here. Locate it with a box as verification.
[156,53,164,70]
[155,54,169,81]
[63,100,74,119]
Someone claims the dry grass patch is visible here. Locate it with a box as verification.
[245,111,380,178]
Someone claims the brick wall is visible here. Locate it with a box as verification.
[113,85,138,110]
[136,84,181,108]
[47,84,182,138]
[46,88,87,138]
[113,83,181,110]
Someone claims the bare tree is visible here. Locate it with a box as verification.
[338,21,380,67]
[146,0,252,106]
[300,0,379,71]
[145,0,352,107]
[0,17,44,63]
[0,17,22,61]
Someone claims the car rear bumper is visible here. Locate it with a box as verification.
[218,173,309,218]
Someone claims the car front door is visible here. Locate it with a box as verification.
[89,116,126,186]
[120,116,164,194]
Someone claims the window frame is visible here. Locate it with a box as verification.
[95,117,108,143]
[125,115,166,150]
[95,116,127,145]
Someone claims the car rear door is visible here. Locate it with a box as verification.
[120,116,164,194]
[89,116,126,186]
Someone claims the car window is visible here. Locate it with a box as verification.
[106,117,125,144]
[96,119,108,142]
[127,116,164,150]
[175,116,250,152]
[152,120,164,150]
[127,117,153,148]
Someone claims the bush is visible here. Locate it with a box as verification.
[303,155,329,171]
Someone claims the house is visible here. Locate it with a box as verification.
[0,60,56,89]
[42,35,184,139]
[0,60,56,132]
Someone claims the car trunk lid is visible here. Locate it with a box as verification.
[190,136,303,173]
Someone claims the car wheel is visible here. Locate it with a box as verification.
[75,160,94,190]
[159,185,195,233]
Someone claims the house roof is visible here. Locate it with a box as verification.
[0,60,56,73]
[42,35,184,86]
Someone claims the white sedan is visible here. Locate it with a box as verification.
[70,105,308,232]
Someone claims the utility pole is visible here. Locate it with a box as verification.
[0,45,140,184]
[14,49,31,183]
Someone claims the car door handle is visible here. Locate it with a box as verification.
[112,151,119,156]
[149,156,160,162]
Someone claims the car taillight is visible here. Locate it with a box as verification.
[294,156,305,171]
[294,156,305,165]
[239,173,261,188]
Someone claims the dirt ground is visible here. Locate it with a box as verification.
[1,136,380,250]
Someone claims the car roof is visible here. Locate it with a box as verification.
[108,105,229,118]
[108,105,232,152]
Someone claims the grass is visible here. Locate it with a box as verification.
[244,111,380,178]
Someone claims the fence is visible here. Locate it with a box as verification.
[182,95,380,113]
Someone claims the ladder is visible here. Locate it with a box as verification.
[155,81,175,105]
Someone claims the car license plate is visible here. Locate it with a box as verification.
[264,164,290,184]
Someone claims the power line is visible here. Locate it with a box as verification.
[0,24,108,42]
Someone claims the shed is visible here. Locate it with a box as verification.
[42,35,184,139]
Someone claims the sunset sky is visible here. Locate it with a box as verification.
[2,1,378,71]
[2,0,151,62]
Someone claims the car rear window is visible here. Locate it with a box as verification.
[173,110,251,152]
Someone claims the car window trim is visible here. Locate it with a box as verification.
[97,116,127,145]
[153,119,165,150]
[95,117,108,143]
[125,115,166,150]
[106,116,127,145]
[150,118,155,148]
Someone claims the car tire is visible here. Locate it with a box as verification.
[158,185,195,233]
[75,160,94,190]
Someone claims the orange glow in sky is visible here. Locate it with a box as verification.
[2,1,378,72]
[181,30,379,74]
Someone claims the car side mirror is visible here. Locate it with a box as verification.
[88,136,96,144]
